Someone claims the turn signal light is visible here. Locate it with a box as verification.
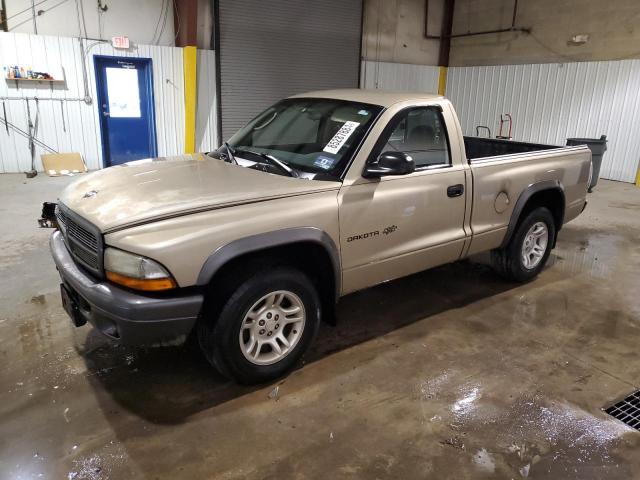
[106,271,177,291]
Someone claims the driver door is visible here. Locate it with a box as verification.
[338,105,468,294]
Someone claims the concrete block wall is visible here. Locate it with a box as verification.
[450,0,640,66]
[362,0,443,66]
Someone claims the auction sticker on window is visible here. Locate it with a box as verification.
[323,121,360,154]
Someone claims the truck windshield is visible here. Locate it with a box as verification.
[223,98,383,179]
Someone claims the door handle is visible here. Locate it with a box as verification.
[447,184,464,197]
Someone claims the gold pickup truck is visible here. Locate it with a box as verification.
[50,90,591,383]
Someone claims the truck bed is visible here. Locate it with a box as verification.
[464,136,558,161]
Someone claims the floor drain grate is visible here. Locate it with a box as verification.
[605,390,640,430]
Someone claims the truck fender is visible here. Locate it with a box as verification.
[196,227,341,299]
[500,180,565,249]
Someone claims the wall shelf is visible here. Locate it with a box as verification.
[5,78,65,84]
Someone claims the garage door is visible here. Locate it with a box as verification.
[217,0,363,140]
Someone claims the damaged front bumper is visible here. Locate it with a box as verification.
[50,230,203,345]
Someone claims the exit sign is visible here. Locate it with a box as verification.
[111,36,130,49]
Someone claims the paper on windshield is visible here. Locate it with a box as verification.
[323,121,360,155]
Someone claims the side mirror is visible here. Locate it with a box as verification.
[363,151,415,178]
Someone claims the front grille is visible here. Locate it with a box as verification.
[72,243,99,268]
[61,215,97,251]
[605,390,640,430]
[56,204,102,275]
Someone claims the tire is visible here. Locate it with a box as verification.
[491,206,556,282]
[198,267,321,384]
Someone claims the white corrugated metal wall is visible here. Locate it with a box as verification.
[360,60,440,93]
[0,32,185,173]
[446,60,640,183]
[195,49,218,152]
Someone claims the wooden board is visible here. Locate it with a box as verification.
[40,153,87,176]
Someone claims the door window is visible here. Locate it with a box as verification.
[382,107,451,168]
[105,67,141,118]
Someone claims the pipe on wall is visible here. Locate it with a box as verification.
[437,0,455,67]
[1,0,7,31]
[425,0,529,42]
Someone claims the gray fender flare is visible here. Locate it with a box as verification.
[500,179,565,248]
[196,227,341,299]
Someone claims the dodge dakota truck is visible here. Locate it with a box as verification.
[50,90,591,384]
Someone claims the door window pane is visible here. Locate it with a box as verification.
[384,107,450,168]
[106,67,141,118]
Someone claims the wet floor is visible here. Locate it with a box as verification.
[0,174,639,479]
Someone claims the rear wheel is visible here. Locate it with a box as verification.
[198,267,320,384]
[491,207,556,282]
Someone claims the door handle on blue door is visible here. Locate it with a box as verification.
[447,184,464,197]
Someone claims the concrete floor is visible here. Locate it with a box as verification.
[0,173,639,479]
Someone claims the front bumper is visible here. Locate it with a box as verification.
[50,230,203,345]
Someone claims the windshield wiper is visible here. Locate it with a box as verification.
[261,153,298,178]
[235,148,298,177]
[222,142,238,165]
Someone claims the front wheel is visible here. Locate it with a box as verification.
[198,267,321,384]
[491,207,556,282]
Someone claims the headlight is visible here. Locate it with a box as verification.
[104,247,177,291]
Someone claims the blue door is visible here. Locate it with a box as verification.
[94,56,157,166]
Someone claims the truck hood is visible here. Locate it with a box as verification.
[59,154,340,232]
